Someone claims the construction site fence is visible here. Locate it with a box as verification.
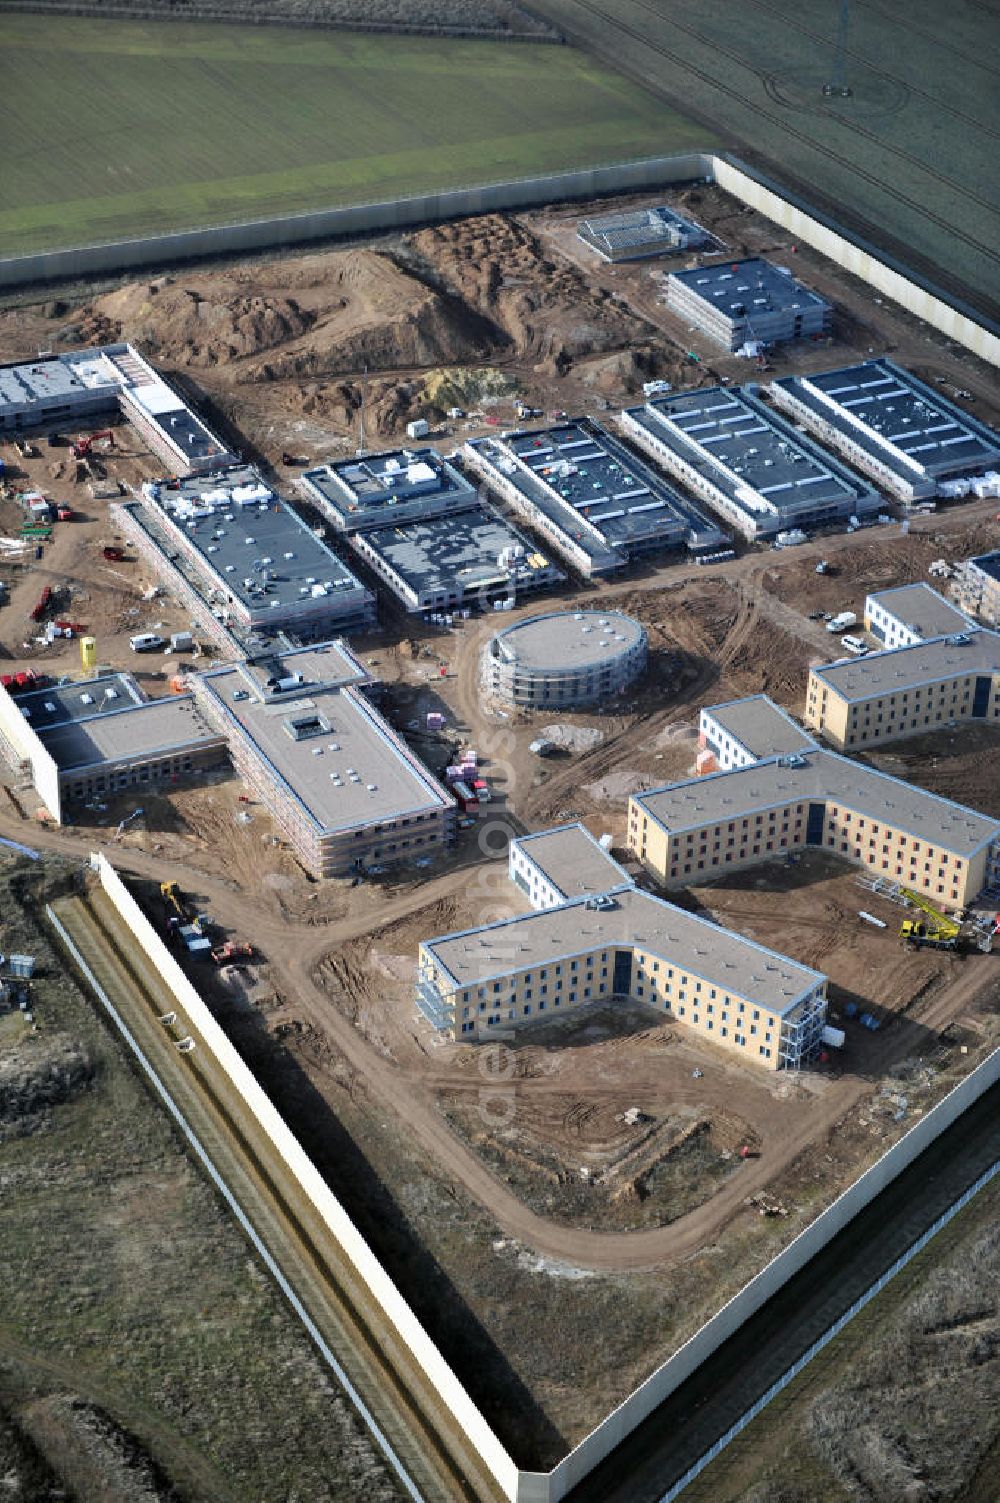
[522,1044,1000,1502]
[90,852,521,1503]
[711,156,1000,367]
[44,900,426,1503]
[661,1154,1000,1503]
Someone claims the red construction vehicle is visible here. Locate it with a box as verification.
[71,429,115,459]
[211,940,255,966]
[55,506,75,522]
[29,585,52,622]
[102,545,126,561]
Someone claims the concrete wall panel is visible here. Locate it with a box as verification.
[0,155,710,291]
[713,157,1000,367]
[0,682,63,821]
[542,1044,1000,1500]
[93,854,520,1502]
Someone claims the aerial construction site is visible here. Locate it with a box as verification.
[1,123,1000,1503]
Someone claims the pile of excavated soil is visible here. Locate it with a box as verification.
[411,213,651,372]
[77,248,498,378]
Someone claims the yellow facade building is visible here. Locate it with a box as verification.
[416,824,829,1071]
[804,629,1000,752]
[628,748,1000,913]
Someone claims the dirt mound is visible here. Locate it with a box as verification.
[412,213,650,369]
[0,1034,93,1131]
[78,248,498,379]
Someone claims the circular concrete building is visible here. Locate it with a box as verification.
[485,610,647,709]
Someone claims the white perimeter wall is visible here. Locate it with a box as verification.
[521,1041,1000,1502]
[713,157,1000,368]
[0,683,62,821]
[94,854,520,1502]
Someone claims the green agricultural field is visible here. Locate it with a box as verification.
[0,14,711,256]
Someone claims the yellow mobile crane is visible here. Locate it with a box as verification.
[899,889,962,951]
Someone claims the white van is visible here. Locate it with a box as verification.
[129,632,166,653]
[841,635,869,656]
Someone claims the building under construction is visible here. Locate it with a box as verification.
[191,642,455,878]
[0,343,237,474]
[664,258,832,351]
[620,385,880,540]
[465,418,726,576]
[769,360,1000,501]
[577,203,710,262]
[120,467,374,645]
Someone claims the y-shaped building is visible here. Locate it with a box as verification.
[417,821,830,1071]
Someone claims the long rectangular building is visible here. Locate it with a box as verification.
[629,746,1000,912]
[769,360,1000,502]
[417,881,826,1069]
[0,673,226,822]
[804,628,1000,752]
[128,468,374,642]
[191,643,454,879]
[620,385,881,541]
[465,418,726,577]
[0,343,238,474]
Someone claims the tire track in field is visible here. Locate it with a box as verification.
[545,0,1000,273]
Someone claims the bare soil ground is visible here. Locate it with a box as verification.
[0,178,998,1486]
[864,722,1000,824]
[688,1177,1000,1503]
[3,181,997,473]
[0,423,200,685]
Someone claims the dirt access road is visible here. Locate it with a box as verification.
[14,812,995,1275]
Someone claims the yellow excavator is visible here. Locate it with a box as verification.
[899,889,962,951]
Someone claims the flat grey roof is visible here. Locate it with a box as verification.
[423,886,823,1015]
[969,551,1000,584]
[635,747,1000,858]
[625,386,879,524]
[301,448,476,530]
[515,823,632,900]
[491,610,645,670]
[470,418,725,562]
[38,695,221,772]
[668,258,829,316]
[361,506,559,599]
[703,695,817,759]
[238,640,369,694]
[771,361,1000,481]
[867,583,973,639]
[0,349,124,414]
[198,668,450,835]
[813,628,1000,701]
[142,468,366,615]
[14,673,144,732]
